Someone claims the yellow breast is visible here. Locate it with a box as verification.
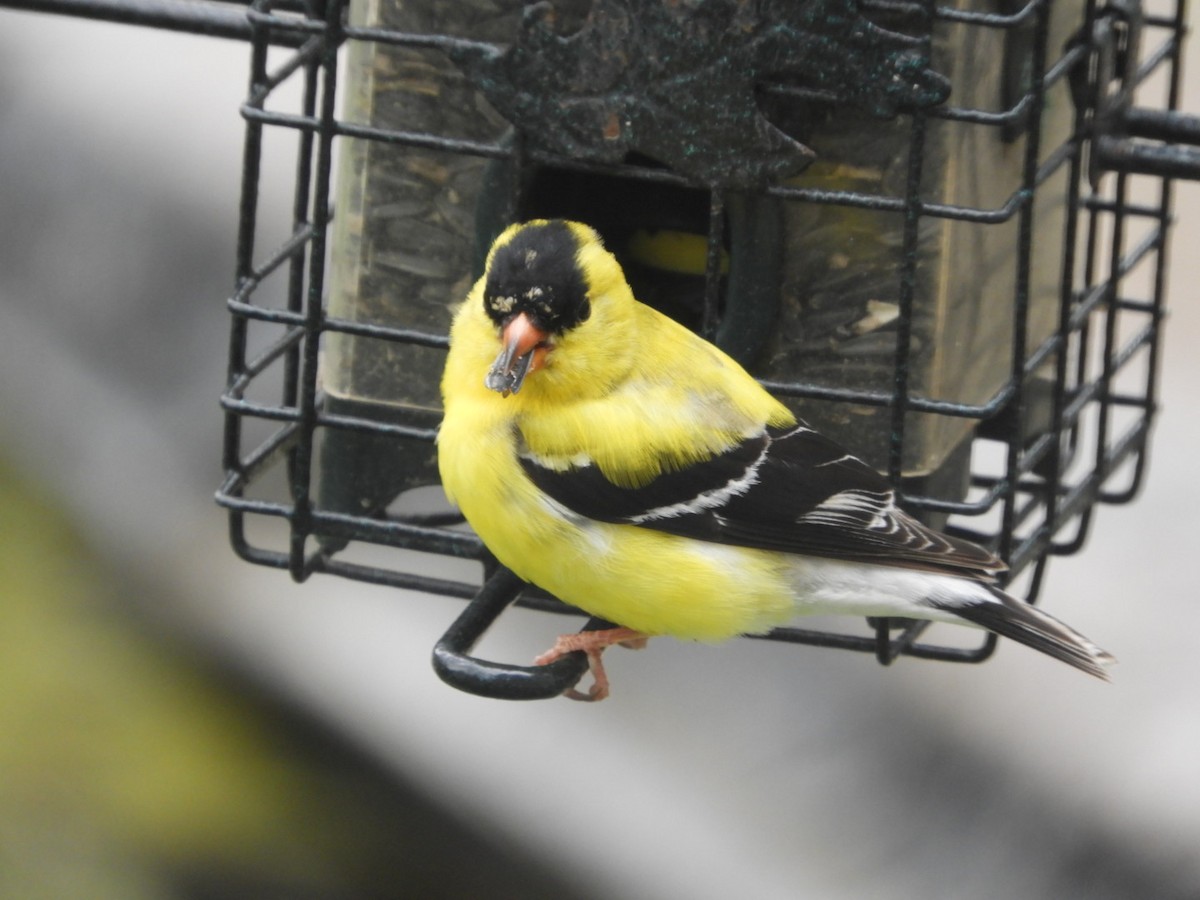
[437,392,795,640]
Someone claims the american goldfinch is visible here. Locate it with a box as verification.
[437,219,1114,700]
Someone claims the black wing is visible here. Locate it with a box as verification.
[519,423,1003,578]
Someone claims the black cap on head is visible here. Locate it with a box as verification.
[483,221,592,334]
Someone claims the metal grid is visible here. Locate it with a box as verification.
[9,0,1190,698]
[212,0,1192,699]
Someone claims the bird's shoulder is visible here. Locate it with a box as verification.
[517,307,794,488]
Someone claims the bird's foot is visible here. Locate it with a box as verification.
[534,627,648,701]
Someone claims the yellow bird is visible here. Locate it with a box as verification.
[437,219,1113,700]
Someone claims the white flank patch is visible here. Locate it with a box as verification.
[785,555,995,620]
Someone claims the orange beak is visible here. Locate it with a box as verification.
[485,312,550,396]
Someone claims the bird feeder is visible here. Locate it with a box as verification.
[214,0,1199,698]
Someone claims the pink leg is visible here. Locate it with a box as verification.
[534,627,649,701]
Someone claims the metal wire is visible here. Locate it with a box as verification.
[5,0,1186,698]
[204,0,1190,698]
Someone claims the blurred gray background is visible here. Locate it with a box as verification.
[1,7,1198,899]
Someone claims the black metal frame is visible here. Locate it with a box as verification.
[7,0,1193,698]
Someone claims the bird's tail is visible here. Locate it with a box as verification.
[946,585,1116,681]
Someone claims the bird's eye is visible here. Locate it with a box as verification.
[577,298,591,323]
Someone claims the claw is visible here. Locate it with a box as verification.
[534,627,648,701]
